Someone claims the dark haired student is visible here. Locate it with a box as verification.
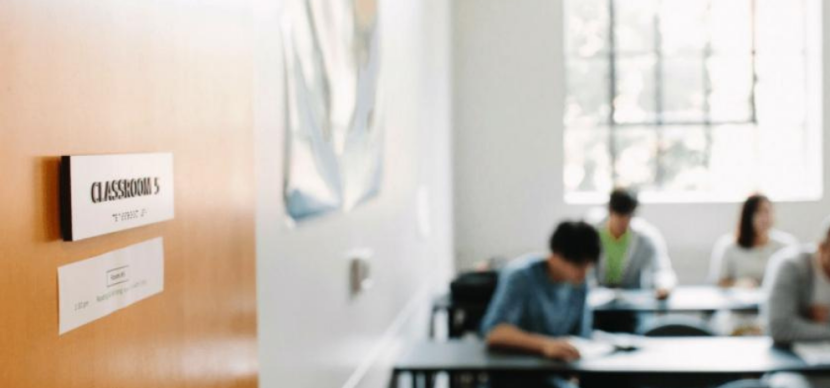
[709,195,797,335]
[762,219,830,387]
[480,221,601,388]
[595,189,677,298]
[710,194,798,288]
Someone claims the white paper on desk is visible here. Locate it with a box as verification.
[793,342,830,365]
[58,238,164,335]
[588,288,616,306]
[592,331,643,351]
[567,336,616,360]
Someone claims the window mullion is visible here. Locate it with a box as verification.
[608,0,619,185]
[750,0,759,125]
[703,0,714,172]
[654,1,665,188]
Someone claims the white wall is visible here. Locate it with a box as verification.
[254,1,453,387]
[452,0,830,283]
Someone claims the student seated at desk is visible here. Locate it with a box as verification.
[766,219,830,343]
[595,189,677,299]
[480,221,600,362]
[710,194,797,288]
[764,221,830,388]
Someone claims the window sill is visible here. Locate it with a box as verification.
[564,191,825,205]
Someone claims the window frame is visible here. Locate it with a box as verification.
[563,0,823,204]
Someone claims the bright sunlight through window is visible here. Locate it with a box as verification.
[563,0,823,203]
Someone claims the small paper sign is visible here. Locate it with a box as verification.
[58,238,165,334]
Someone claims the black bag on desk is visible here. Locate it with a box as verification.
[447,271,499,337]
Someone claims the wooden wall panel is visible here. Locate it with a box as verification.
[0,1,258,387]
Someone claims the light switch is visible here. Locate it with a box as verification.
[349,250,374,295]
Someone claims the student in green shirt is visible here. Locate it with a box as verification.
[595,189,677,299]
[592,189,677,333]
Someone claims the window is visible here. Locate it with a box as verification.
[563,0,822,203]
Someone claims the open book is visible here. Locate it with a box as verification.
[567,332,641,360]
[566,336,615,359]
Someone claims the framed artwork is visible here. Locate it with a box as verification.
[281,0,383,222]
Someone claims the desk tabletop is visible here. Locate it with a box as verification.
[589,286,764,313]
[394,337,809,375]
[435,285,765,314]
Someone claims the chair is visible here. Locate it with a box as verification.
[763,372,818,388]
[716,380,770,388]
[448,271,498,338]
[639,315,716,337]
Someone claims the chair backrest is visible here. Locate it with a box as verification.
[640,316,716,337]
[448,271,499,338]
[716,379,770,388]
[450,271,499,304]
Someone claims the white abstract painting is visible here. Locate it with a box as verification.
[282,0,384,222]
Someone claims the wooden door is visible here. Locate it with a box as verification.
[0,1,258,387]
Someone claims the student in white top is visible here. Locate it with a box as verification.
[710,194,798,288]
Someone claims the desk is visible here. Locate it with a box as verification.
[392,337,817,388]
[432,286,765,338]
[590,286,764,314]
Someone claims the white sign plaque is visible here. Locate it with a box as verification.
[61,152,174,241]
[58,238,165,335]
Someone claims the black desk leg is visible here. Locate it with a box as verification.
[388,371,399,388]
[429,308,436,339]
[447,307,456,338]
[415,372,436,388]
[415,372,437,388]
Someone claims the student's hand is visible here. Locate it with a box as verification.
[809,305,830,323]
[541,339,581,362]
[655,288,671,300]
